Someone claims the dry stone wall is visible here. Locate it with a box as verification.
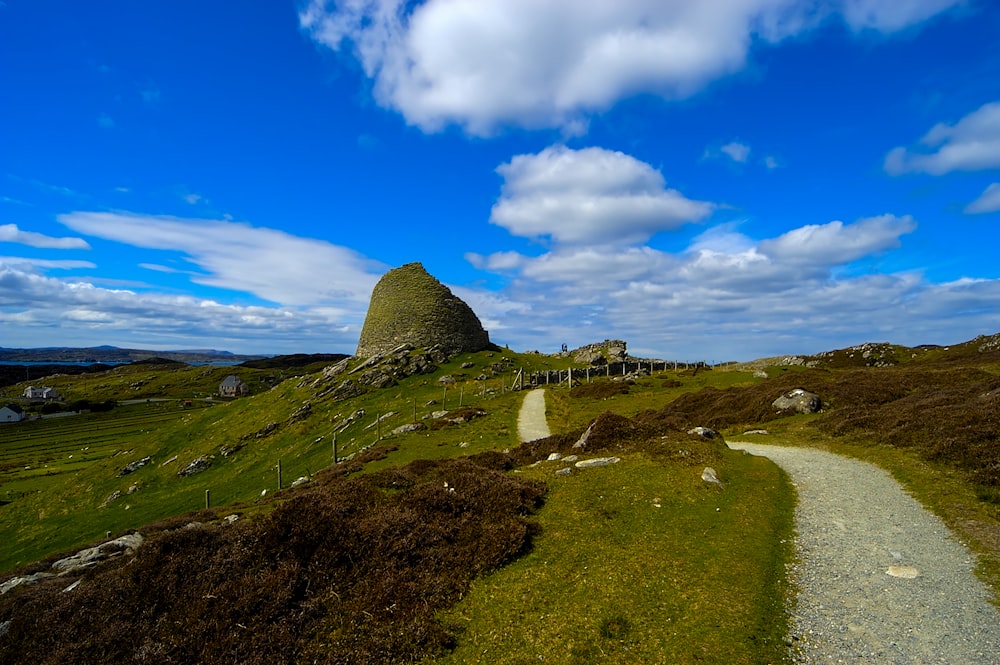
[356,263,490,358]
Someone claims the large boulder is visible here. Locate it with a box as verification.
[356,263,490,357]
[772,388,821,414]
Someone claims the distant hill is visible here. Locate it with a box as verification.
[238,353,350,370]
[0,346,268,365]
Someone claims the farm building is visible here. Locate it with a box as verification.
[219,375,248,397]
[0,404,24,423]
[22,386,60,400]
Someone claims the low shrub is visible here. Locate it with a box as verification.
[0,456,546,665]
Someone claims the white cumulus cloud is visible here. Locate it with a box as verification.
[885,101,1000,175]
[490,145,714,245]
[461,211,994,361]
[759,214,917,265]
[0,259,360,352]
[301,0,962,135]
[720,142,751,163]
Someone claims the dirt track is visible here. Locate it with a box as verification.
[517,389,550,442]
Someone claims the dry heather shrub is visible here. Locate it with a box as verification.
[508,410,726,468]
[0,457,545,665]
[644,364,1000,487]
[569,380,631,399]
[815,371,1000,486]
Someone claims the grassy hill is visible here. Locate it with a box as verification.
[0,338,998,663]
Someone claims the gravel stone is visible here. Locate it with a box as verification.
[730,442,1000,664]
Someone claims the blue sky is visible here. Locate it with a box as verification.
[2,0,999,361]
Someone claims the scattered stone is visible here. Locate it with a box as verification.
[773,388,821,414]
[50,533,144,575]
[127,484,140,495]
[160,455,178,467]
[438,375,456,385]
[1,572,53,595]
[220,443,246,457]
[461,362,475,369]
[288,402,312,422]
[118,456,151,476]
[178,455,213,477]
[688,426,719,439]
[291,476,310,488]
[555,467,572,476]
[100,490,121,507]
[887,565,920,579]
[562,455,578,463]
[546,452,562,461]
[391,422,426,436]
[573,422,595,449]
[223,514,239,524]
[575,457,621,468]
[333,409,366,433]
[753,369,768,379]
[254,422,280,439]
[743,429,769,435]
[364,412,398,430]
[701,467,723,488]
[63,580,81,593]
[458,441,470,448]
[438,408,487,425]
[330,379,364,402]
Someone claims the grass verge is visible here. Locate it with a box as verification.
[432,449,795,664]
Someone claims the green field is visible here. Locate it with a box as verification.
[0,343,998,664]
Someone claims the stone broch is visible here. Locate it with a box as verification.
[356,262,490,357]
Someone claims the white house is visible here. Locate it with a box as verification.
[0,404,25,423]
[23,386,60,400]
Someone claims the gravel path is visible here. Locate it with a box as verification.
[729,442,1000,664]
[517,389,550,442]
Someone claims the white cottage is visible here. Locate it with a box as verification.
[23,386,60,400]
[0,404,25,423]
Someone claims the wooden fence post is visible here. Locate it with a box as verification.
[205,489,210,509]
[277,460,282,490]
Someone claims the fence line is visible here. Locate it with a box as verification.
[527,360,708,388]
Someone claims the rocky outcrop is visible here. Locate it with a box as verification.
[0,533,144,595]
[571,340,627,365]
[356,263,490,358]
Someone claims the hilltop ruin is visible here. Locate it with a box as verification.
[356,262,491,358]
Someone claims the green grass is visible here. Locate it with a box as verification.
[433,450,794,664]
[5,344,1000,662]
[0,350,579,571]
